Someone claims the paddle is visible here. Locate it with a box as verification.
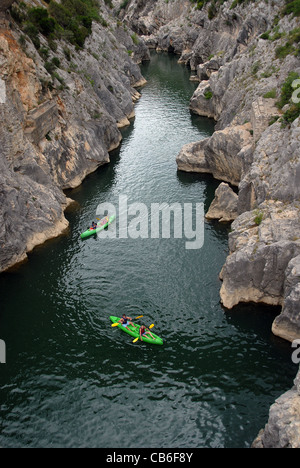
[111,315,144,327]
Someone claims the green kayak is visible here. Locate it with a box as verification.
[80,214,115,239]
[110,316,163,346]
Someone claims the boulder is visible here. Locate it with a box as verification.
[220,202,300,310]
[206,182,238,222]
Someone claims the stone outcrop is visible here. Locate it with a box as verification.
[177,123,253,186]
[220,201,300,310]
[189,80,215,119]
[24,100,58,144]
[176,139,210,173]
[205,182,238,223]
[251,97,280,143]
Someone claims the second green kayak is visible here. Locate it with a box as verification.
[80,214,115,239]
[110,316,163,345]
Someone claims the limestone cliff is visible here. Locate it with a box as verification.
[0,0,148,272]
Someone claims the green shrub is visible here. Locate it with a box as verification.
[44,61,56,74]
[28,7,56,35]
[39,47,50,60]
[23,22,41,49]
[120,0,129,9]
[276,27,300,58]
[281,103,300,125]
[208,2,218,19]
[268,115,280,126]
[254,211,263,226]
[275,42,295,59]
[52,57,60,68]
[260,32,270,40]
[204,89,213,99]
[283,0,300,17]
[131,33,139,45]
[251,61,261,76]
[263,89,277,99]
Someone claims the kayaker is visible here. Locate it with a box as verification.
[139,325,156,341]
[90,222,97,230]
[119,314,137,331]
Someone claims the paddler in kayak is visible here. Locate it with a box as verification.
[89,222,97,230]
[139,325,156,341]
[119,314,137,331]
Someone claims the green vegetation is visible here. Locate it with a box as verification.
[204,89,213,99]
[263,89,277,99]
[283,0,300,17]
[10,0,104,49]
[120,0,130,9]
[131,33,139,45]
[189,0,300,22]
[260,32,270,40]
[251,60,261,76]
[268,115,280,126]
[254,210,264,226]
[275,27,300,59]
[277,72,300,108]
[276,72,300,126]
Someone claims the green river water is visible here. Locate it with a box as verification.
[0,52,297,448]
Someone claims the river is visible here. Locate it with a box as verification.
[0,52,297,448]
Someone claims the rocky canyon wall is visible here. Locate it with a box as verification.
[0,0,149,272]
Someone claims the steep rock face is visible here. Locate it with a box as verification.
[0,0,147,272]
[177,123,253,186]
[238,118,300,212]
[118,0,192,37]
[220,118,300,316]
[220,202,300,309]
[252,367,300,448]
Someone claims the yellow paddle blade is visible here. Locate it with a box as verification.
[135,315,143,319]
[111,322,119,327]
[133,337,139,343]
[149,324,154,329]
